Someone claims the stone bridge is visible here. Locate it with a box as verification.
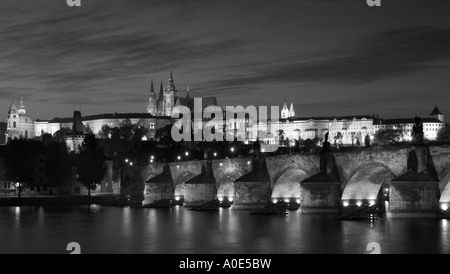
[122,144,450,218]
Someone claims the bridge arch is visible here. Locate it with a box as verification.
[342,163,395,205]
[271,169,309,199]
[217,172,247,198]
[174,171,197,198]
[439,171,450,204]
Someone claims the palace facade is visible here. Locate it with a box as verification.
[5,71,219,144]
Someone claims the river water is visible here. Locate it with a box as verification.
[0,205,449,254]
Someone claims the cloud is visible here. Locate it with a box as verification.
[205,26,450,89]
[0,0,247,106]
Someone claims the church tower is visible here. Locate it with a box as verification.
[164,70,176,116]
[6,100,19,140]
[289,103,295,118]
[157,81,164,116]
[147,79,157,116]
[430,105,444,122]
[281,101,289,119]
[18,97,26,115]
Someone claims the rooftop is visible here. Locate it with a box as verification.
[430,106,443,116]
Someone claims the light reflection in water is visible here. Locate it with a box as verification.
[440,219,449,253]
[0,206,449,254]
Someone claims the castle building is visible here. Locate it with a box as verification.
[148,70,218,117]
[4,70,219,145]
[254,104,445,146]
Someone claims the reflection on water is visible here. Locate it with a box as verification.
[0,206,449,254]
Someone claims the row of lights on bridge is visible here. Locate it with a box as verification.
[342,200,377,207]
[272,198,301,204]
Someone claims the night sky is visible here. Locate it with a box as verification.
[1,0,450,121]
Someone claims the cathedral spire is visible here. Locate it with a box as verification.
[149,79,155,94]
[289,102,295,118]
[281,100,289,119]
[159,81,164,95]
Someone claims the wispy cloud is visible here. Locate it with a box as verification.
[0,0,449,119]
[205,27,450,90]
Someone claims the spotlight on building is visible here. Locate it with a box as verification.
[218,196,224,202]
[369,200,376,206]
[343,201,349,207]
[185,152,189,156]
[441,204,449,211]
[230,147,235,152]
[228,197,234,202]
[356,201,362,207]
[284,199,290,203]
[125,159,129,163]
[177,156,181,160]
[175,196,180,201]
[213,152,217,157]
[272,199,277,204]
[296,199,301,204]
[129,162,133,166]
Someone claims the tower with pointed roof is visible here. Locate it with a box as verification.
[146,70,218,117]
[289,102,295,118]
[163,70,176,116]
[430,105,444,122]
[147,79,157,116]
[281,101,289,119]
[157,81,164,116]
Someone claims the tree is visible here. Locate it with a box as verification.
[303,139,317,150]
[99,125,112,139]
[0,122,6,144]
[119,119,134,140]
[45,141,72,193]
[437,124,450,142]
[83,124,93,134]
[334,132,343,147]
[111,127,121,140]
[133,125,149,141]
[4,139,44,196]
[75,134,107,197]
[374,128,403,145]
[53,128,71,142]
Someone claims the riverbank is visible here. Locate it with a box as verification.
[0,194,139,207]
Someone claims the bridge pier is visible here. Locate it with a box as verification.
[183,161,217,207]
[300,152,341,213]
[232,156,271,210]
[387,145,439,218]
[143,165,175,206]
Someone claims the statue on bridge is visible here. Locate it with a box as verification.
[412,115,425,145]
[365,134,371,147]
[322,132,331,152]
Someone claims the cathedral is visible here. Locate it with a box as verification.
[147,70,219,116]
[4,70,219,143]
